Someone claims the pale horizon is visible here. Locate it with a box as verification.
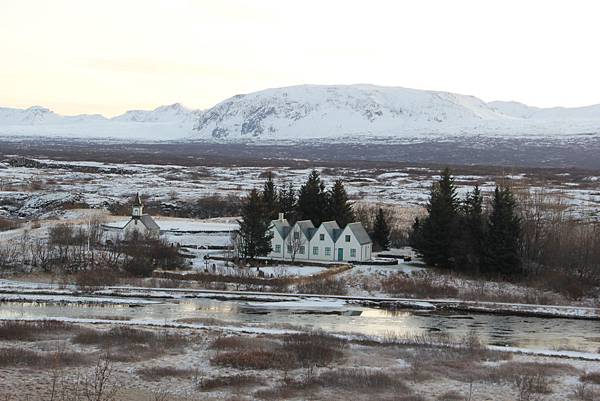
[2,0,600,117]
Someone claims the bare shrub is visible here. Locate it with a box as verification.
[437,390,466,401]
[296,277,348,295]
[210,349,296,370]
[0,320,71,341]
[0,217,21,232]
[316,368,409,392]
[381,271,459,298]
[82,354,119,401]
[514,373,552,400]
[136,366,197,381]
[198,374,265,391]
[581,371,600,385]
[209,335,277,351]
[574,382,600,401]
[0,347,88,368]
[254,378,318,400]
[282,332,346,368]
[72,327,189,361]
[75,268,120,291]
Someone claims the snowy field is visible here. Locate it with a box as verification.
[1,157,599,222]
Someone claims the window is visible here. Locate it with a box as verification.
[324,247,331,256]
[293,232,300,240]
[275,245,281,253]
[287,245,292,253]
[345,235,351,242]
[350,248,356,258]
[299,246,305,254]
[319,234,325,241]
[312,246,318,255]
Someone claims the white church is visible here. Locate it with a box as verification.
[121,193,161,238]
[268,213,372,262]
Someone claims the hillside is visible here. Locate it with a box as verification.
[2,84,600,141]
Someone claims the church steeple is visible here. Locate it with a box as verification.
[132,192,143,218]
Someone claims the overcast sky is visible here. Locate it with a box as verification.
[1,0,599,116]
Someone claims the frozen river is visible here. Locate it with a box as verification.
[1,297,599,354]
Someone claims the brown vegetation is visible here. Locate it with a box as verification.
[381,271,459,298]
[72,327,190,362]
[0,320,72,341]
[0,347,88,368]
[136,366,197,381]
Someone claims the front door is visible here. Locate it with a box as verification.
[337,248,343,261]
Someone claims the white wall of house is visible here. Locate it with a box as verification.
[268,227,287,259]
[335,226,371,262]
[308,225,336,261]
[268,220,372,263]
[286,223,312,261]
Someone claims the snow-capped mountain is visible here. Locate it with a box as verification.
[195,85,513,139]
[2,84,600,141]
[0,103,199,140]
[112,103,199,124]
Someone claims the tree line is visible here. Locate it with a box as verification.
[410,168,522,277]
[236,170,392,260]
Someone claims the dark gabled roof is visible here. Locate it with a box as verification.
[320,221,341,241]
[139,214,160,231]
[295,220,316,241]
[271,219,291,238]
[331,228,343,242]
[346,222,372,245]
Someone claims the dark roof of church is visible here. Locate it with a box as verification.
[139,214,160,231]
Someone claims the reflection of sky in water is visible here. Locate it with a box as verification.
[1,300,599,353]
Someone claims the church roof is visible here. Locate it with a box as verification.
[139,214,160,231]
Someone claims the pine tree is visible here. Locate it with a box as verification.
[278,182,297,223]
[372,208,391,251]
[327,179,355,227]
[261,171,279,220]
[414,168,459,269]
[454,185,485,273]
[482,186,522,276]
[236,189,273,260]
[296,170,328,226]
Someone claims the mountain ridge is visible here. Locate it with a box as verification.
[2,84,600,140]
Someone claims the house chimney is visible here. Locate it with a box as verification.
[278,212,284,221]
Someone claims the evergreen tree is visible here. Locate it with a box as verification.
[327,179,355,227]
[482,186,522,276]
[261,171,279,220]
[372,208,391,251]
[278,182,297,223]
[236,189,273,260]
[453,185,485,273]
[296,170,328,226]
[413,168,459,269]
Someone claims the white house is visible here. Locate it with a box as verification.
[269,213,291,259]
[309,220,341,261]
[334,222,372,262]
[122,193,160,239]
[267,214,372,262]
[286,220,315,261]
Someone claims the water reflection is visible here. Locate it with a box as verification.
[1,299,599,353]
